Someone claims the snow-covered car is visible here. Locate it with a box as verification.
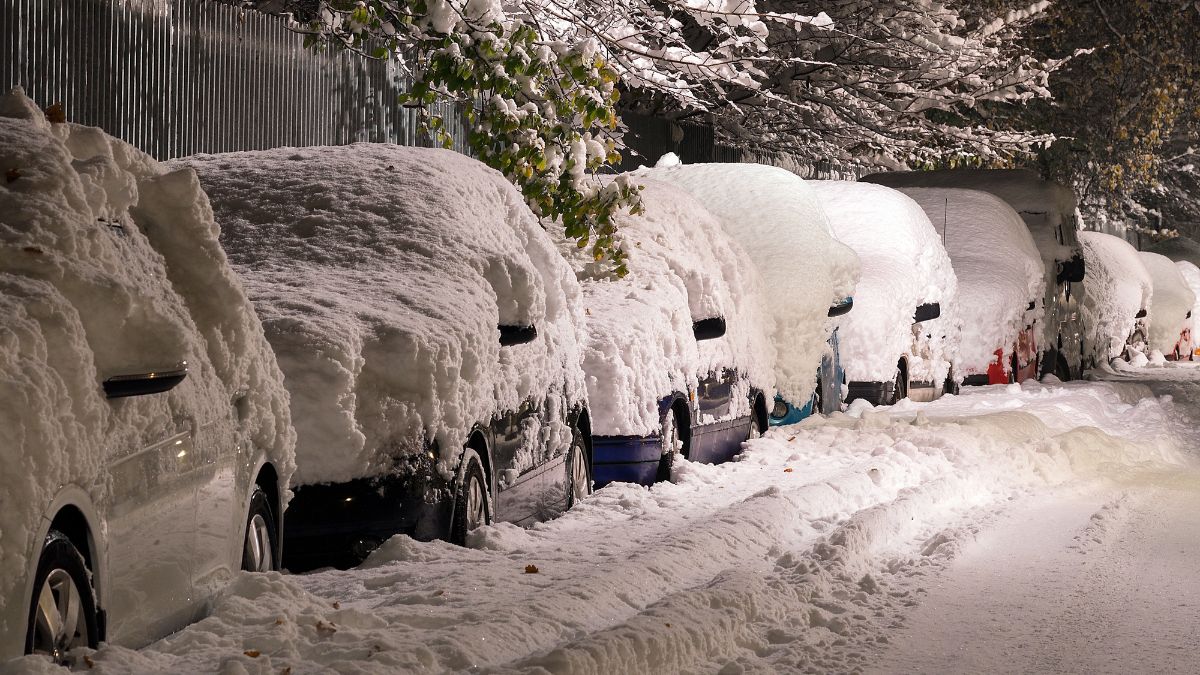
[569,177,774,487]
[862,169,1085,381]
[896,188,1044,385]
[1078,232,1152,365]
[185,145,591,570]
[0,89,295,664]
[809,181,958,405]
[1139,251,1197,360]
[641,161,860,425]
[1172,260,1200,360]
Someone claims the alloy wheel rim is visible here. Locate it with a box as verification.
[32,568,88,663]
[466,472,487,531]
[571,442,590,500]
[245,514,273,572]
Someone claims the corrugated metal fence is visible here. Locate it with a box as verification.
[1,0,469,160]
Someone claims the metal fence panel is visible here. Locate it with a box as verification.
[1,0,471,160]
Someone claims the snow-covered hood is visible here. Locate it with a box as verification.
[1139,251,1196,355]
[563,177,775,436]
[1079,232,1152,361]
[811,181,957,382]
[182,145,587,485]
[638,163,860,407]
[898,188,1044,374]
[0,88,295,630]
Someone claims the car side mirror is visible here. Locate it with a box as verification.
[103,362,189,399]
[913,303,941,324]
[1056,253,1085,284]
[693,317,727,341]
[827,298,853,318]
[1027,300,1036,311]
[1135,308,1147,319]
[499,324,538,346]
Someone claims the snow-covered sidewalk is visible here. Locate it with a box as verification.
[8,367,1199,674]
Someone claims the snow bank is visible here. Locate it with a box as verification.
[68,375,1192,674]
[1078,232,1152,361]
[0,88,294,631]
[809,181,957,384]
[181,145,586,485]
[896,188,1044,375]
[1139,251,1196,356]
[561,177,774,435]
[638,163,860,406]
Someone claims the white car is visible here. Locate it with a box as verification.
[0,89,295,665]
[1139,251,1196,360]
[186,144,591,570]
[641,162,860,424]
[1079,232,1153,365]
[1172,260,1200,360]
[569,177,775,486]
[896,188,1044,385]
[810,181,958,405]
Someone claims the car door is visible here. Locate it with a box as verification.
[103,392,199,646]
[693,368,736,463]
[490,399,543,526]
[188,400,244,610]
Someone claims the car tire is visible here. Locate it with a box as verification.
[450,449,491,545]
[566,431,592,508]
[242,486,279,572]
[25,532,99,664]
[656,407,682,483]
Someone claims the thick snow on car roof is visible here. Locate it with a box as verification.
[1079,232,1153,361]
[0,88,295,624]
[1138,251,1196,356]
[563,176,775,436]
[809,181,957,382]
[862,169,1079,266]
[183,144,586,485]
[638,162,860,406]
[897,188,1044,374]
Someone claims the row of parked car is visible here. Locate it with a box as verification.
[4,86,1192,664]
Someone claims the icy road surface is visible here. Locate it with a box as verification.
[8,363,1200,674]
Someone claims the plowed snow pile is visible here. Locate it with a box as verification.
[1080,231,1152,361]
[0,87,294,636]
[39,374,1194,675]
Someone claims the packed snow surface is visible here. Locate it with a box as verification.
[562,177,774,436]
[896,188,1044,375]
[0,88,294,638]
[1079,232,1152,361]
[640,162,861,407]
[31,363,1200,674]
[1139,251,1196,356]
[182,145,587,486]
[809,181,957,384]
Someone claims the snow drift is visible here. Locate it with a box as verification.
[1079,232,1152,361]
[896,188,1044,376]
[562,176,775,436]
[809,181,957,385]
[0,88,294,635]
[1138,251,1196,356]
[182,145,587,485]
[639,162,860,407]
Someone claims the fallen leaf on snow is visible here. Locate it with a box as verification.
[784,468,794,473]
[332,601,341,609]
[244,650,261,658]
[524,564,539,574]
[5,168,21,183]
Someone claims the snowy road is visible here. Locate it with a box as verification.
[6,365,1200,674]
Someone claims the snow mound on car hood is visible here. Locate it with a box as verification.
[897,188,1044,375]
[810,181,957,383]
[1139,251,1196,355]
[562,177,775,436]
[182,145,586,485]
[1079,232,1152,361]
[638,163,860,407]
[0,88,294,628]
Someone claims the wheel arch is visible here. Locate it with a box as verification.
[749,389,769,433]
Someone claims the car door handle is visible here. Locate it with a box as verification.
[103,362,188,399]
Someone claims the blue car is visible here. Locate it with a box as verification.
[770,322,849,426]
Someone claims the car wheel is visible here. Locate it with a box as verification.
[656,407,682,482]
[26,532,99,664]
[242,486,279,572]
[566,432,592,508]
[451,450,491,545]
